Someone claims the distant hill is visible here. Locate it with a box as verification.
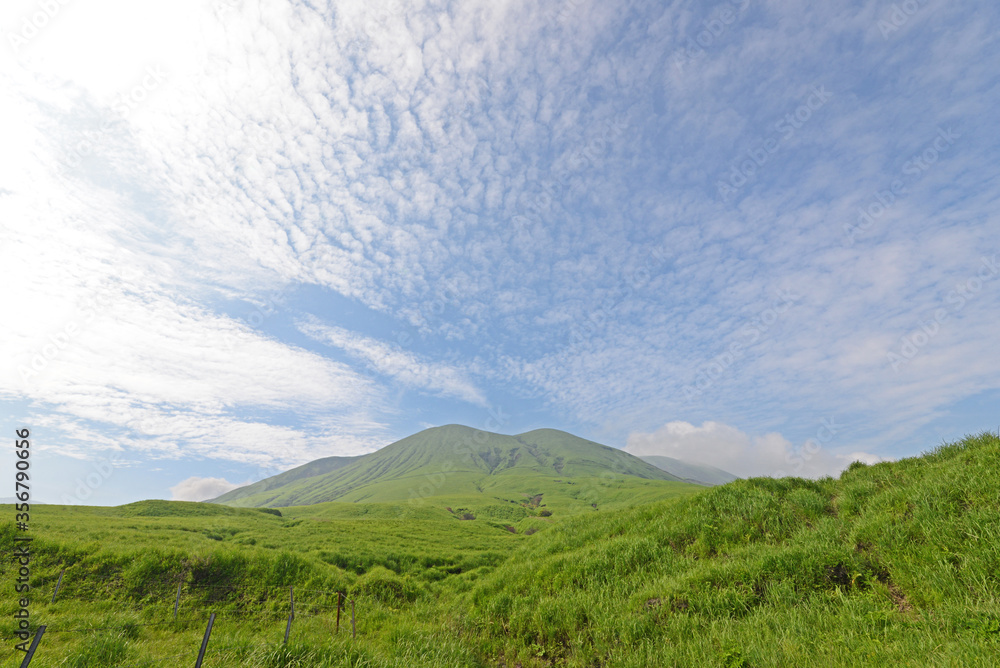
[116,499,284,518]
[210,425,699,509]
[639,455,738,486]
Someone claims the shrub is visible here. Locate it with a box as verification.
[257,508,283,517]
[352,566,417,604]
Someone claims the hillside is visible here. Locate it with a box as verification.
[211,425,695,509]
[640,454,739,485]
[206,454,359,504]
[464,430,1000,666]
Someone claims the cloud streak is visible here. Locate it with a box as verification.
[299,319,488,407]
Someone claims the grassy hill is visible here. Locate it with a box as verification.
[2,431,997,666]
[639,454,739,485]
[464,430,1000,666]
[211,425,695,509]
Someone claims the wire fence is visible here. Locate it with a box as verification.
[7,569,360,667]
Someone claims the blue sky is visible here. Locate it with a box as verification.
[2,0,998,504]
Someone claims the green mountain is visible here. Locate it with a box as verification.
[210,424,698,510]
[639,454,739,485]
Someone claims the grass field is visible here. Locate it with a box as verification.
[2,431,998,666]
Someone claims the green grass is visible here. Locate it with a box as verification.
[2,431,998,666]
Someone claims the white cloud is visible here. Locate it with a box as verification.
[169,476,240,502]
[299,320,488,407]
[625,421,891,479]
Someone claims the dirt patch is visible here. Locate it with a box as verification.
[888,584,913,614]
[825,563,851,587]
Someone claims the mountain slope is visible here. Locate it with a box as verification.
[639,455,739,485]
[210,455,359,504]
[211,425,694,508]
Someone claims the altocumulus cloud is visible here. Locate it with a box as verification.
[625,421,889,479]
[170,476,241,502]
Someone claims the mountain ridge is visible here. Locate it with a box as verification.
[639,454,739,486]
[210,425,710,508]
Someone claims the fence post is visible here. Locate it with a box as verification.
[351,598,355,639]
[19,625,45,668]
[50,569,65,603]
[335,591,342,634]
[194,613,215,668]
[174,582,183,620]
[283,586,294,644]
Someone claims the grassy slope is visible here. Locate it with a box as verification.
[464,431,1000,666]
[1,431,997,667]
[210,455,360,504]
[212,425,688,508]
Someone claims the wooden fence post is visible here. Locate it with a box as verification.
[194,613,215,668]
[335,591,342,634]
[351,598,355,639]
[174,582,183,620]
[283,586,294,644]
[19,625,45,668]
[50,570,65,603]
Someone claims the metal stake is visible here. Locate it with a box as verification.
[19,625,46,668]
[284,586,294,644]
[174,582,183,620]
[194,613,215,668]
[50,570,65,603]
